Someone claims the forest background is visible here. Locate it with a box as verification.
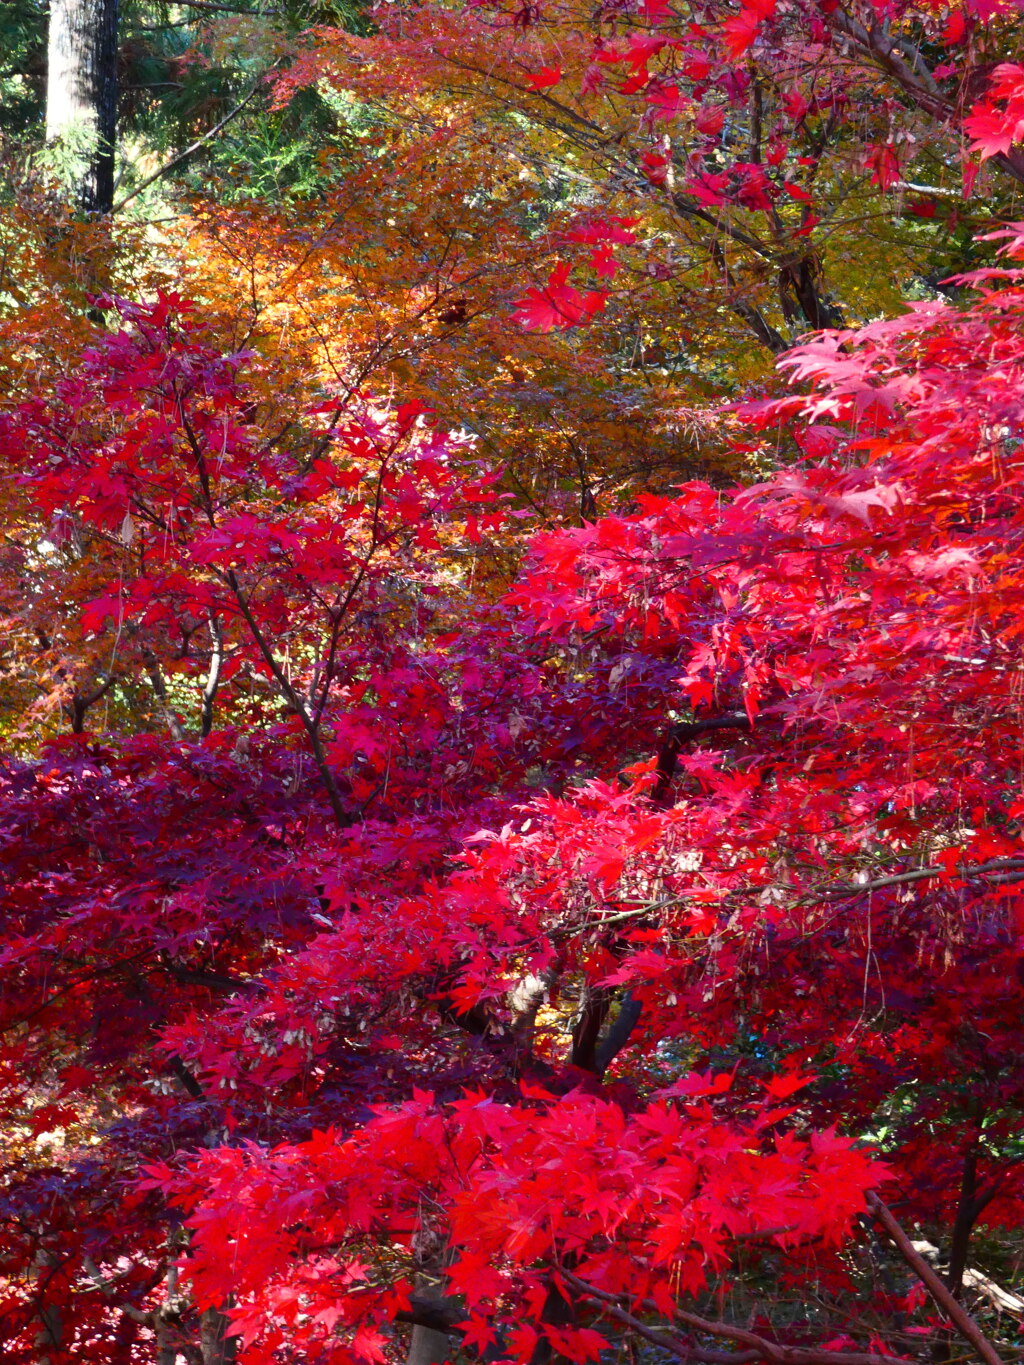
[2,0,1024,1362]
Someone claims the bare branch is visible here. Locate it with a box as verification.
[867,1194,1004,1365]
[822,857,1024,900]
[560,1270,911,1365]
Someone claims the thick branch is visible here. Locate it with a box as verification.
[821,856,1024,901]
[702,235,788,354]
[947,1146,979,1298]
[828,11,950,121]
[394,1296,467,1335]
[70,673,119,733]
[159,957,246,993]
[200,616,224,738]
[654,713,752,803]
[570,984,610,1072]
[593,990,642,1075]
[167,1053,205,1100]
[828,9,1024,188]
[137,642,185,741]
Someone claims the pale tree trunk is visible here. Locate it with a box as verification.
[46,0,119,213]
[407,1321,452,1365]
[406,1274,452,1365]
[407,1222,452,1365]
[201,1304,237,1364]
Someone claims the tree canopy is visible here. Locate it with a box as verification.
[2,2,1024,1364]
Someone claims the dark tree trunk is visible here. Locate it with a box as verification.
[46,0,118,214]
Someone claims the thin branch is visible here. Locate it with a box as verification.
[223,568,352,827]
[174,0,284,11]
[112,80,266,213]
[562,1274,749,1364]
[821,857,1024,901]
[560,1271,910,1365]
[866,1194,1003,1365]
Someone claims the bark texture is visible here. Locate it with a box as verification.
[46,0,119,213]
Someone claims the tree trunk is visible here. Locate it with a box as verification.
[201,1305,237,1365]
[46,0,118,214]
[406,1320,452,1365]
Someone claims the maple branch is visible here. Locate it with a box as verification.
[139,645,186,742]
[866,1194,1003,1365]
[159,956,246,993]
[80,1254,169,1326]
[438,56,605,136]
[821,857,1024,900]
[393,1296,467,1335]
[560,1272,909,1365]
[655,713,753,803]
[593,990,642,1074]
[701,234,789,355]
[556,1283,758,1365]
[312,443,392,726]
[200,615,224,738]
[828,9,950,121]
[670,196,775,262]
[172,0,284,11]
[947,1144,981,1299]
[223,568,353,827]
[1,948,155,1033]
[828,7,1024,187]
[570,984,611,1072]
[167,1053,206,1100]
[70,673,119,733]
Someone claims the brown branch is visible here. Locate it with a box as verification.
[593,990,642,1074]
[394,1296,467,1335]
[560,1271,909,1365]
[821,857,1024,901]
[158,956,246,993]
[702,236,789,355]
[166,1054,205,1100]
[947,1146,979,1298]
[654,712,753,803]
[570,984,610,1073]
[827,9,1024,188]
[223,568,352,827]
[866,1194,1003,1365]
[827,10,950,121]
[70,673,119,733]
[173,0,284,11]
[200,616,224,738]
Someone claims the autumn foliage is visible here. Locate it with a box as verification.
[3,0,1024,1361]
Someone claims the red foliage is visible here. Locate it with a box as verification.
[3,236,1024,1363]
